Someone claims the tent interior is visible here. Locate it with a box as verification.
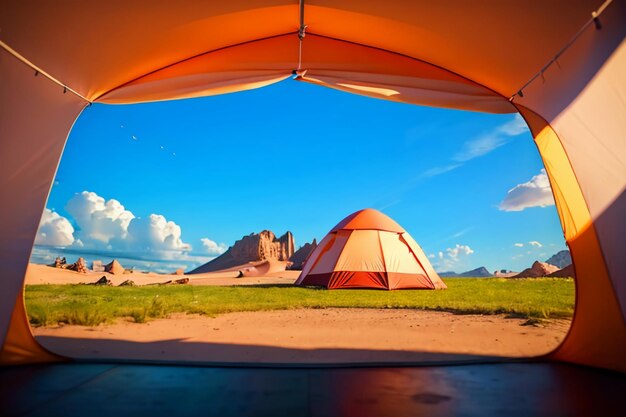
[1,0,624,414]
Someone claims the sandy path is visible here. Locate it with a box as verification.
[34,308,570,364]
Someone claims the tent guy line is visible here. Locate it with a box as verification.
[509,0,613,102]
[0,40,92,104]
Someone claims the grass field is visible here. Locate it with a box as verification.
[24,278,575,327]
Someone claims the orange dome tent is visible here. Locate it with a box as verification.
[0,0,625,375]
[296,209,446,290]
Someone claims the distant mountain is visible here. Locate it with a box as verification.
[545,250,571,269]
[458,267,492,277]
[437,267,491,278]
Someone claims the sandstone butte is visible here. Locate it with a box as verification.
[190,230,296,274]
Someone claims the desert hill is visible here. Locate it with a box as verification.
[548,264,575,278]
[513,261,559,278]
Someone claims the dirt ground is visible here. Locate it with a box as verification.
[34,308,570,364]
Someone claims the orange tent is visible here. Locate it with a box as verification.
[0,0,624,373]
[296,209,446,290]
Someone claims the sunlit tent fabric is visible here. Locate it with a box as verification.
[296,209,446,290]
[0,0,624,372]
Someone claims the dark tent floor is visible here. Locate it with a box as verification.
[1,361,625,416]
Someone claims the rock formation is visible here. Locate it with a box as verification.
[545,250,572,269]
[512,261,560,278]
[288,239,318,270]
[51,256,67,268]
[93,276,112,286]
[190,230,295,274]
[65,257,87,273]
[104,259,125,275]
[494,269,518,278]
[92,260,105,272]
[548,264,575,278]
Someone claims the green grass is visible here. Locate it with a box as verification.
[24,278,575,327]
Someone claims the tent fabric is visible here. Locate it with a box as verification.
[0,0,624,372]
[0,46,86,365]
[295,209,446,290]
[295,34,514,113]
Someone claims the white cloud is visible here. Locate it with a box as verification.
[65,191,134,247]
[421,164,462,178]
[497,114,528,136]
[529,241,543,247]
[452,133,508,162]
[63,191,197,257]
[453,114,527,163]
[421,115,527,178]
[35,209,75,247]
[428,253,436,259]
[449,227,474,239]
[433,244,474,270]
[126,214,191,255]
[499,169,555,211]
[446,244,474,259]
[200,238,228,256]
[514,243,524,247]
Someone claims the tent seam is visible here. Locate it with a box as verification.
[377,231,390,289]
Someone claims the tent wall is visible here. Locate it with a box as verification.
[514,0,626,372]
[0,47,86,357]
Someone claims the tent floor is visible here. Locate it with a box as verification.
[1,361,624,416]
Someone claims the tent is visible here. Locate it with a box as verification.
[0,0,624,374]
[296,209,446,290]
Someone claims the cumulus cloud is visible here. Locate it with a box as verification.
[514,243,524,247]
[529,241,543,247]
[126,214,191,255]
[200,238,228,256]
[499,169,555,211]
[30,190,219,262]
[434,244,475,271]
[65,191,134,247]
[35,209,75,247]
[446,244,474,259]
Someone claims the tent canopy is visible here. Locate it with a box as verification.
[0,0,624,372]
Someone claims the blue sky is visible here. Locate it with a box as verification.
[33,79,566,273]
